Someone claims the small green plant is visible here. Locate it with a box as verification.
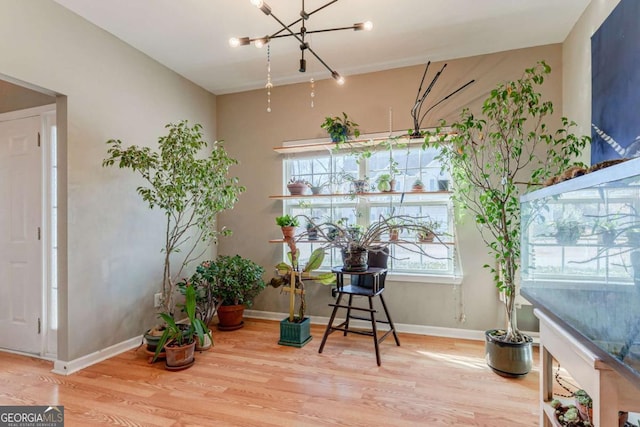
[153,285,211,362]
[321,112,360,143]
[376,173,393,192]
[276,214,300,227]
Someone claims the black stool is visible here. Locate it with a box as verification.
[318,266,400,366]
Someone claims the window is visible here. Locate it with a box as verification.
[279,138,459,280]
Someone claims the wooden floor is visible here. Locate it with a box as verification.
[0,319,540,426]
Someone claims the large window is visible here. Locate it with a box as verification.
[280,140,459,280]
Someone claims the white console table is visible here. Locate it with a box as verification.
[536,309,640,426]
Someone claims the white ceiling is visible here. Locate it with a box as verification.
[53,0,591,95]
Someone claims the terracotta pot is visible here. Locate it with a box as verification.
[287,182,307,195]
[389,228,400,241]
[164,340,196,370]
[217,304,245,331]
[281,226,296,239]
[418,232,435,243]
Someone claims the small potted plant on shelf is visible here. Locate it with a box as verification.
[306,219,319,240]
[287,177,309,195]
[412,178,425,192]
[309,179,327,195]
[417,219,441,243]
[320,112,360,144]
[276,214,300,238]
[376,173,395,192]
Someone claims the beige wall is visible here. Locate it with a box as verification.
[563,0,622,165]
[217,44,569,333]
[0,1,217,361]
[0,80,55,113]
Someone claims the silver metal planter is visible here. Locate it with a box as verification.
[485,329,533,378]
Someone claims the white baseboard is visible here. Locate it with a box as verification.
[52,335,142,375]
[245,309,501,342]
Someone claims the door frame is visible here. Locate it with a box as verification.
[0,104,56,358]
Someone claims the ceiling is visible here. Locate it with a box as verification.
[53,0,591,95]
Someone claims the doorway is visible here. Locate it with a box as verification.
[0,104,56,357]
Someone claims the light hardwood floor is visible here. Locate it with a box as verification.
[0,319,540,426]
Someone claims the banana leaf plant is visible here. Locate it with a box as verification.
[270,247,334,322]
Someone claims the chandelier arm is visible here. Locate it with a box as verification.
[268,25,358,41]
[267,10,336,75]
[268,0,339,39]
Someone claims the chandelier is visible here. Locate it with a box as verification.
[229,0,373,85]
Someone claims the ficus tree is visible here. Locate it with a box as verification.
[425,61,590,342]
[103,120,245,315]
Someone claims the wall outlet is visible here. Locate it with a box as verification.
[153,293,162,308]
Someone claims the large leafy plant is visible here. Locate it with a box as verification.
[103,120,245,315]
[426,61,589,343]
[204,255,266,307]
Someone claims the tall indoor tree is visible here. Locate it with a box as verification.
[103,120,245,315]
[426,61,590,375]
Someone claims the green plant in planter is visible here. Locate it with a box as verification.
[204,255,266,307]
[103,121,245,316]
[276,214,300,227]
[554,218,583,245]
[424,61,590,352]
[270,247,335,323]
[153,285,211,362]
[321,112,360,144]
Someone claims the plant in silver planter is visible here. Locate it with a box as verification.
[425,61,589,377]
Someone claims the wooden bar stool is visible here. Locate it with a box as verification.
[318,266,400,366]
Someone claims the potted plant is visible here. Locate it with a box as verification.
[287,177,309,195]
[208,255,266,331]
[306,219,319,240]
[152,285,211,369]
[177,260,221,350]
[310,215,444,272]
[270,239,334,347]
[103,121,245,332]
[555,217,583,245]
[320,112,360,144]
[376,173,395,192]
[592,218,618,246]
[276,214,300,239]
[309,179,327,195]
[411,178,425,192]
[425,61,589,377]
[417,219,441,243]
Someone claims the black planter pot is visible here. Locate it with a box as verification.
[485,329,533,378]
[341,247,368,272]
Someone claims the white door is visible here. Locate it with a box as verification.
[0,116,42,354]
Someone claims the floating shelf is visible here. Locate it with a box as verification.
[269,190,451,199]
[273,130,453,154]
